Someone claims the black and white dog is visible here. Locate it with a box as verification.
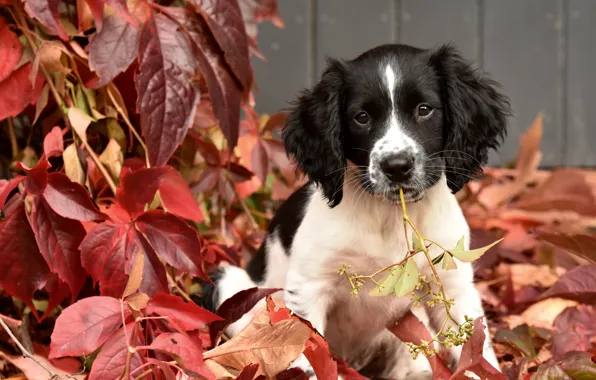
[205,43,511,379]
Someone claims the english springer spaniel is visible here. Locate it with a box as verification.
[204,43,511,379]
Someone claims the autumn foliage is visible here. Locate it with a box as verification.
[1,0,596,378]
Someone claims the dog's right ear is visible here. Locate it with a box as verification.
[282,59,346,207]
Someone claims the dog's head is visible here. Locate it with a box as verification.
[283,43,511,207]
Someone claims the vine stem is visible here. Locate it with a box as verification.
[0,317,60,379]
[349,250,420,282]
[166,272,192,302]
[7,118,18,159]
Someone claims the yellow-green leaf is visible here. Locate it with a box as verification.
[394,258,419,297]
[452,236,465,252]
[442,253,458,271]
[450,238,504,262]
[369,270,399,297]
[413,233,424,251]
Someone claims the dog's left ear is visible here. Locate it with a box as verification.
[429,44,512,193]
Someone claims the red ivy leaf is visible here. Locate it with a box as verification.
[135,210,209,280]
[0,18,22,82]
[150,332,214,379]
[49,296,129,359]
[0,195,50,320]
[126,228,169,297]
[159,169,204,222]
[116,166,171,217]
[389,310,453,379]
[44,173,106,221]
[136,13,200,166]
[146,293,223,332]
[88,323,143,380]
[191,167,220,194]
[88,13,139,88]
[536,232,596,265]
[275,368,309,380]
[103,0,136,27]
[19,158,49,195]
[168,8,241,149]
[193,0,253,92]
[236,364,259,380]
[23,0,68,40]
[44,274,71,320]
[43,126,64,158]
[251,139,269,184]
[0,175,25,208]
[210,287,281,343]
[0,63,45,120]
[30,196,88,299]
[450,317,505,380]
[541,264,596,304]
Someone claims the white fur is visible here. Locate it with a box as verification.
[216,171,499,378]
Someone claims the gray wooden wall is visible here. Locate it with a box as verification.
[251,0,596,167]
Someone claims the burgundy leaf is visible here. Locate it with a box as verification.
[126,228,168,297]
[251,139,269,183]
[104,0,136,27]
[150,332,214,379]
[23,0,68,40]
[116,166,171,217]
[0,17,22,82]
[275,368,309,380]
[0,63,45,120]
[193,136,221,166]
[44,173,106,221]
[159,169,204,222]
[193,0,253,92]
[551,305,596,360]
[0,195,50,320]
[450,317,505,380]
[559,351,596,378]
[191,167,220,194]
[30,196,88,299]
[136,13,200,166]
[43,126,64,158]
[237,364,259,380]
[551,332,588,362]
[210,287,281,343]
[536,232,596,265]
[49,296,129,358]
[541,264,596,304]
[135,210,208,280]
[0,175,24,208]
[531,363,571,380]
[168,8,242,149]
[20,159,49,195]
[146,293,223,332]
[237,0,283,56]
[44,274,71,320]
[88,13,140,88]
[88,323,143,380]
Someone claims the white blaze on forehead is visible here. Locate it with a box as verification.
[384,64,397,107]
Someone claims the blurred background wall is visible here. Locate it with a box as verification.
[251,0,596,167]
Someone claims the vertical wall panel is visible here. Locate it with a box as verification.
[483,0,561,166]
[317,0,392,75]
[252,0,310,114]
[566,0,596,166]
[401,0,478,60]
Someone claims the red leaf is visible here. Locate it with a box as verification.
[43,126,64,158]
[237,364,259,380]
[83,0,104,30]
[135,210,209,280]
[237,0,284,56]
[116,166,171,217]
[551,305,596,360]
[44,274,71,320]
[0,195,50,320]
[88,323,143,380]
[44,173,106,221]
[0,63,45,120]
[536,232,596,265]
[449,317,505,380]
[20,159,49,195]
[23,0,68,40]
[0,18,22,82]
[145,293,223,332]
[251,139,268,183]
[275,368,309,380]
[126,228,169,297]
[191,166,220,193]
[159,169,204,222]
[209,287,281,343]
[49,296,128,359]
[541,264,596,304]
[88,13,140,88]
[193,136,221,166]
[193,0,253,92]
[136,13,200,166]
[30,196,88,299]
[389,310,453,379]
[104,0,137,27]
[168,8,242,149]
[150,332,214,379]
[0,175,25,208]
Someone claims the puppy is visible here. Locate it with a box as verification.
[204,43,511,379]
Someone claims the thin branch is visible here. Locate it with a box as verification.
[0,317,60,379]
[133,368,153,380]
[166,272,192,302]
[7,118,18,159]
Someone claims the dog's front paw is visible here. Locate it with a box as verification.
[291,354,316,379]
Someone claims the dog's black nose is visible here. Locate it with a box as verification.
[380,152,415,182]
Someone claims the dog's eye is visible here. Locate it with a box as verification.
[354,112,370,125]
[416,104,433,118]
